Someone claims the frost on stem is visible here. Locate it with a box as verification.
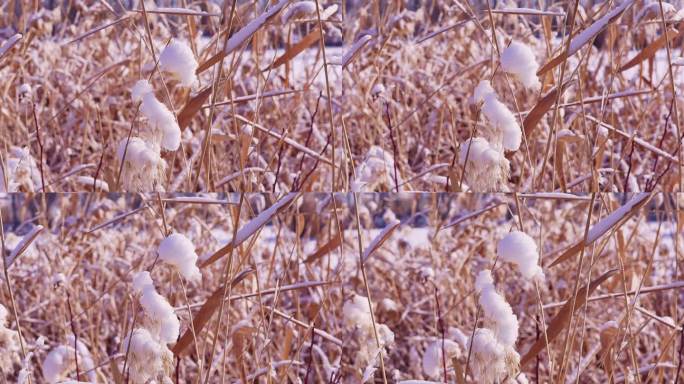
[500,42,541,91]
[158,233,201,281]
[497,231,545,282]
[470,270,521,383]
[281,1,317,24]
[343,294,395,382]
[131,79,181,151]
[0,146,41,192]
[0,304,23,373]
[159,40,198,88]
[131,271,180,344]
[458,137,510,192]
[116,137,166,191]
[124,328,174,384]
[471,80,522,152]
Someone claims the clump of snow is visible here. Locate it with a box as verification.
[470,270,521,383]
[481,95,522,151]
[500,42,541,90]
[159,40,198,87]
[343,294,373,327]
[475,270,519,347]
[130,80,181,151]
[66,336,96,382]
[470,80,522,151]
[371,83,386,97]
[472,80,496,105]
[158,233,201,281]
[117,137,160,168]
[459,137,504,166]
[281,1,317,24]
[17,83,32,96]
[131,80,154,102]
[131,271,180,344]
[497,231,545,281]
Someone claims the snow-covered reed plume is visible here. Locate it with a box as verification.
[159,40,198,88]
[131,80,181,151]
[475,270,519,348]
[131,271,180,344]
[0,146,41,192]
[469,270,521,383]
[116,137,166,191]
[124,328,174,384]
[458,137,510,192]
[500,42,541,91]
[473,81,522,151]
[497,231,545,281]
[158,233,201,281]
[468,327,508,384]
[343,294,395,382]
[281,1,317,24]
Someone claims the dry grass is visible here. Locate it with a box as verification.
[3,1,683,192]
[0,192,682,382]
[2,1,684,383]
[1,1,342,192]
[341,1,684,192]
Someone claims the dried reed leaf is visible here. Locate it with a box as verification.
[177,85,214,128]
[304,232,343,263]
[6,225,43,268]
[200,193,299,267]
[0,33,22,59]
[361,220,401,263]
[537,0,635,76]
[519,269,618,368]
[550,193,651,267]
[523,79,573,137]
[619,27,681,72]
[195,0,290,74]
[172,268,254,356]
[266,28,322,70]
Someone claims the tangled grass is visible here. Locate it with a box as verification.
[0,192,682,382]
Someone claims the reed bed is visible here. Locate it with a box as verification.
[0,192,681,382]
